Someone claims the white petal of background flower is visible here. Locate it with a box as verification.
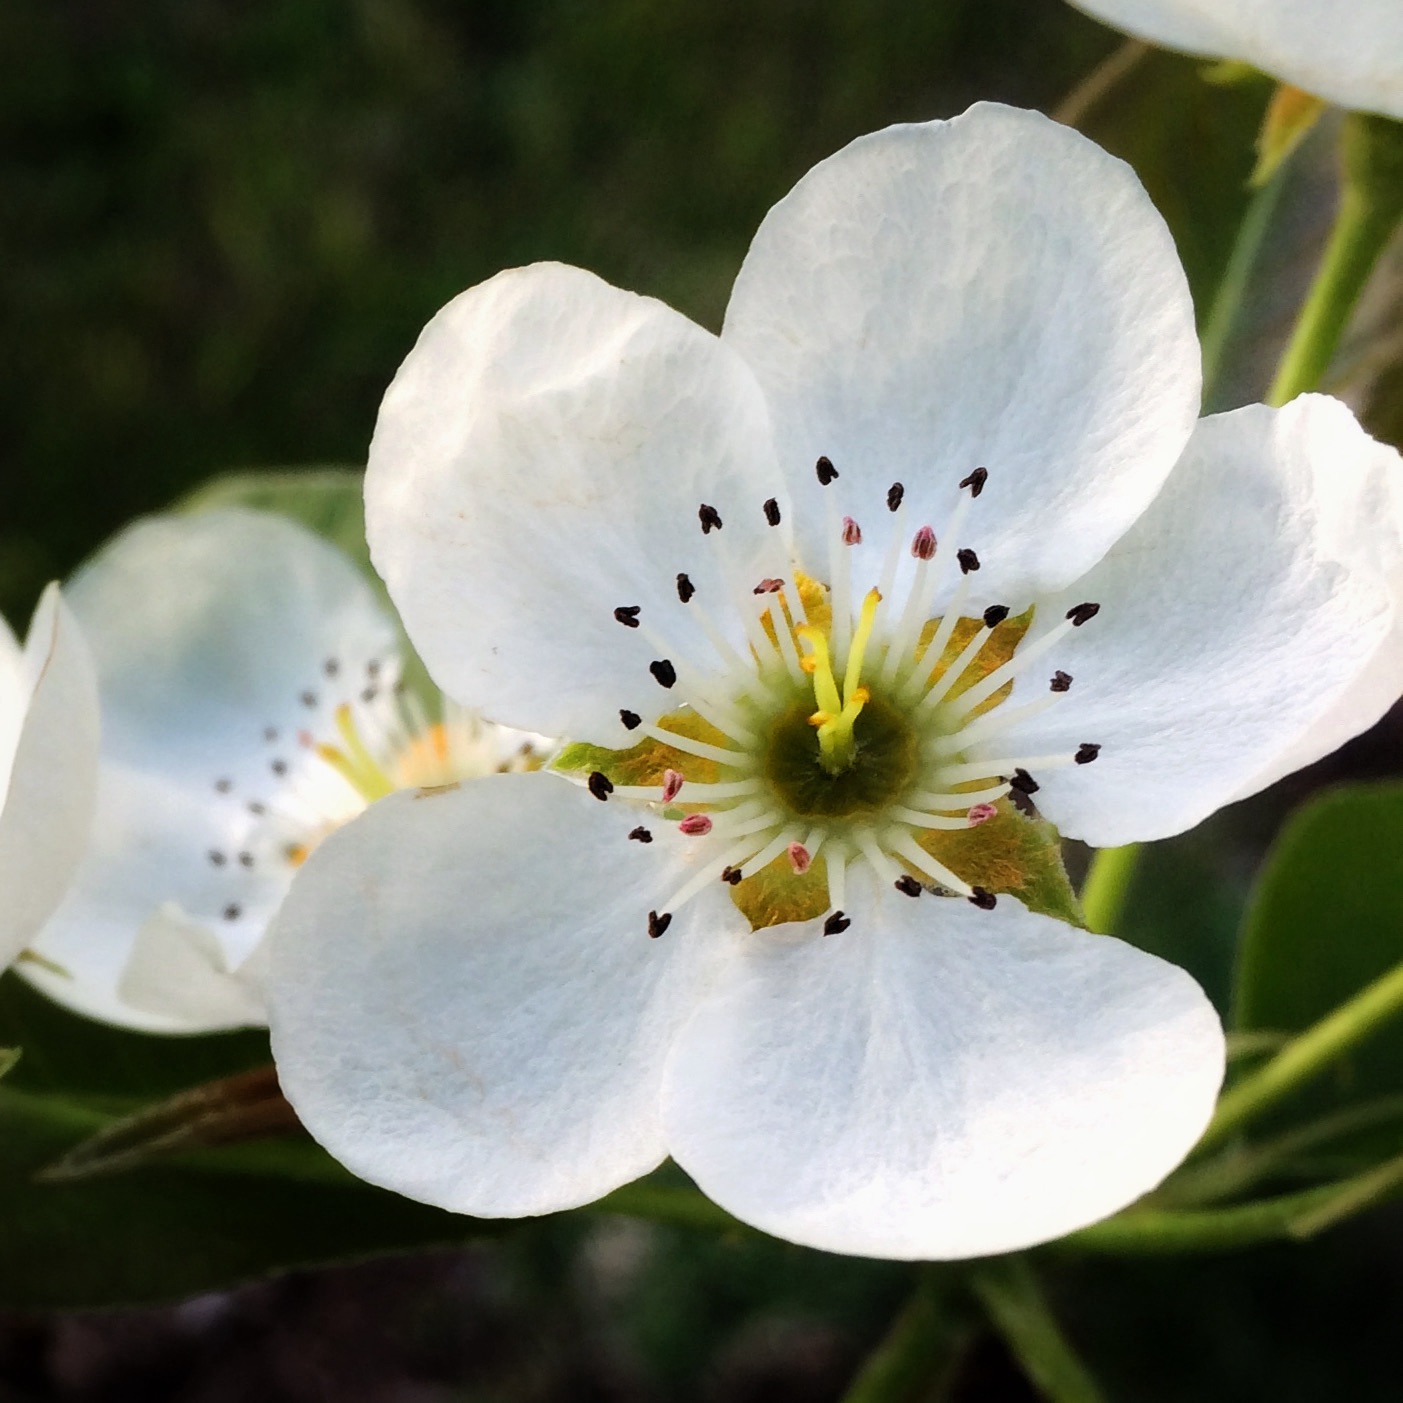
[268,773,727,1219]
[994,397,1397,846]
[366,262,790,743]
[662,871,1224,1260]
[721,103,1202,605]
[1070,0,1403,120]
[26,509,400,1031]
[0,585,100,966]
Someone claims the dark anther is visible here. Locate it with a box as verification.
[628,826,653,843]
[362,687,378,703]
[247,801,266,815]
[324,658,340,678]
[823,910,851,936]
[894,874,922,898]
[815,455,839,486]
[367,659,382,678]
[263,726,278,742]
[650,659,677,688]
[676,572,696,603]
[763,497,782,526]
[753,577,783,594]
[959,466,988,497]
[648,910,672,939]
[969,886,998,910]
[1008,787,1036,817]
[1050,670,1073,693]
[1075,742,1102,765]
[223,904,242,921]
[1066,601,1101,627]
[982,604,1010,629]
[238,852,254,868]
[301,690,317,707]
[271,759,288,776]
[613,605,641,628]
[214,778,233,793]
[887,482,905,512]
[957,548,980,574]
[587,771,615,801]
[208,850,227,867]
[619,709,642,730]
[1010,767,1040,795]
[699,503,723,533]
[721,865,743,885]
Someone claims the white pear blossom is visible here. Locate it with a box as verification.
[266,104,1403,1260]
[1068,0,1403,120]
[0,585,100,968]
[26,508,546,1033]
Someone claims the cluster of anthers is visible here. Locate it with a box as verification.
[204,656,538,926]
[584,459,1103,938]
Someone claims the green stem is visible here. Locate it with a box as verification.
[1198,958,1403,1153]
[969,1257,1105,1403]
[838,1270,968,1403]
[1079,844,1138,935]
[1266,113,1403,405]
[1199,163,1289,409]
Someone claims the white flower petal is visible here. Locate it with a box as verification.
[118,903,267,1028]
[0,586,100,966]
[721,104,1201,601]
[366,262,789,741]
[992,398,1398,846]
[26,509,398,1029]
[1070,0,1403,121]
[267,772,727,1218]
[662,877,1223,1260]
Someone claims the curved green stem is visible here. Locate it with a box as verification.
[1267,113,1403,405]
[1197,958,1403,1153]
[837,1270,967,1403]
[1079,844,1139,935]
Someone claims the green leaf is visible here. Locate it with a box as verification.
[1234,781,1403,1140]
[0,1083,502,1309]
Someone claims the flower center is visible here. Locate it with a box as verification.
[559,459,1101,937]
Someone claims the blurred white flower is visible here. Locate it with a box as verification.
[0,585,99,968]
[26,509,546,1032]
[267,104,1401,1259]
[1069,0,1403,119]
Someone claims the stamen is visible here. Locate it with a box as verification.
[301,690,318,708]
[721,866,743,885]
[239,852,254,868]
[982,605,1010,628]
[629,827,653,843]
[753,578,783,594]
[1066,601,1101,627]
[264,727,278,742]
[699,504,723,534]
[587,771,614,801]
[894,874,923,898]
[1075,743,1102,764]
[614,606,641,628]
[911,526,936,561]
[614,777,760,801]
[215,779,233,793]
[827,849,848,910]
[648,910,672,939]
[1010,768,1038,794]
[957,548,980,574]
[915,614,997,712]
[888,832,974,897]
[223,904,241,921]
[904,782,1011,811]
[932,756,1075,785]
[763,497,781,527]
[208,850,226,866]
[967,803,998,826]
[969,887,998,909]
[1050,670,1073,693]
[323,659,339,678]
[888,806,990,830]
[960,466,988,497]
[735,826,803,880]
[661,770,685,802]
[642,725,750,767]
[945,616,1084,720]
[887,482,905,512]
[842,517,862,546]
[650,660,677,688]
[823,910,850,936]
[815,455,839,486]
[931,694,1058,753]
[679,815,713,835]
[787,842,811,874]
[676,573,696,604]
[620,709,642,730]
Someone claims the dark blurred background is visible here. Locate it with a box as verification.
[4,0,1402,1398]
